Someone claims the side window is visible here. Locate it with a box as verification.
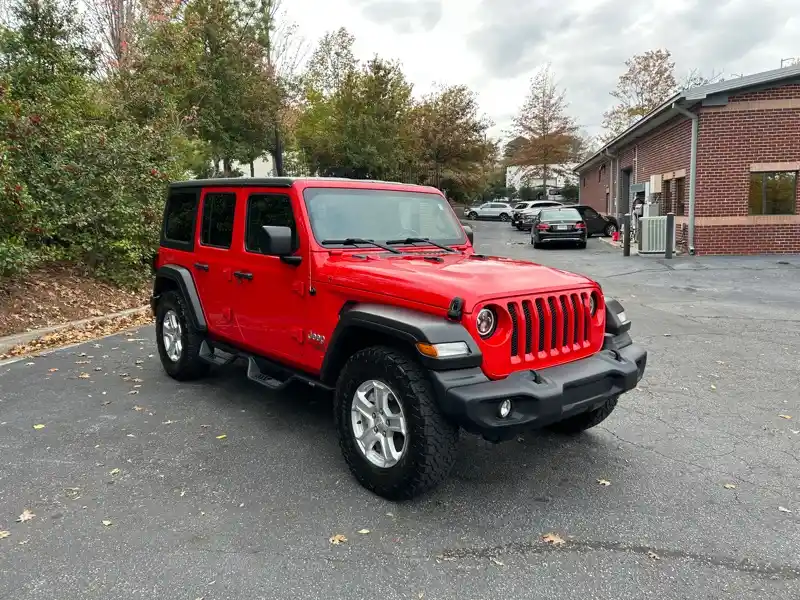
[584,208,600,218]
[200,192,236,249]
[246,193,298,254]
[163,190,197,247]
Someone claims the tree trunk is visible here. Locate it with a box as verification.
[250,161,255,177]
[273,125,284,176]
[223,158,232,177]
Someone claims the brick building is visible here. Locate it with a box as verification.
[575,64,800,255]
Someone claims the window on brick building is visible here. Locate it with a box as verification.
[748,171,797,215]
[598,164,606,182]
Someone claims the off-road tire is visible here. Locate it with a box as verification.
[334,346,459,500]
[547,395,619,434]
[155,290,210,381]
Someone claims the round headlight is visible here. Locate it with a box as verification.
[476,308,496,338]
[589,293,598,316]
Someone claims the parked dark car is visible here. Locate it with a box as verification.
[573,205,619,237]
[510,202,533,227]
[531,207,587,249]
[515,200,565,230]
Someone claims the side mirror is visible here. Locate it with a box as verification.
[463,225,474,245]
[260,225,293,256]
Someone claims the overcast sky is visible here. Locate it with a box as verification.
[284,0,800,141]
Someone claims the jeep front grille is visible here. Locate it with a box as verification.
[507,292,593,362]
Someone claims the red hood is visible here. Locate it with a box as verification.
[313,251,597,312]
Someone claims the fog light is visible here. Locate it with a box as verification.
[498,399,512,418]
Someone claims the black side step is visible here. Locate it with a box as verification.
[246,357,289,391]
[199,341,238,366]
[199,340,334,393]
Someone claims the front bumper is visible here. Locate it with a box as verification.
[430,339,647,440]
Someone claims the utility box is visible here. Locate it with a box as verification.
[649,173,663,194]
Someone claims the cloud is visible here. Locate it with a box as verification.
[467,0,796,134]
[353,0,444,33]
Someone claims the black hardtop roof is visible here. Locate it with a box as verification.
[168,176,437,191]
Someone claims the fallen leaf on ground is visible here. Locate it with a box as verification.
[126,434,135,438]
[25,362,35,366]
[33,424,46,430]
[162,420,175,425]
[489,557,505,566]
[102,401,111,406]
[216,434,227,440]
[102,520,112,526]
[17,509,35,523]
[778,506,792,513]
[128,390,139,395]
[78,373,90,379]
[127,338,147,342]
[597,478,611,486]
[48,368,58,372]
[329,534,347,545]
[791,430,799,434]
[723,484,736,489]
[133,405,144,411]
[0,531,10,540]
[710,384,717,390]
[542,533,565,546]
[201,424,210,428]
[132,378,143,383]
[357,529,370,534]
[94,367,102,372]
[778,415,792,420]
[648,551,661,560]
[109,468,120,475]
[75,360,90,364]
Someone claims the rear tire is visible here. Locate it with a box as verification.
[499,213,509,222]
[604,223,617,237]
[155,291,210,381]
[334,346,459,500]
[547,396,619,434]
[577,241,587,249]
[468,211,478,220]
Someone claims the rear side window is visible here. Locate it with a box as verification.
[163,191,197,246]
[246,194,298,253]
[200,192,236,249]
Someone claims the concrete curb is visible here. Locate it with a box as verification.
[0,305,150,355]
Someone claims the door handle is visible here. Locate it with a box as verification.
[193,262,209,271]
[233,271,253,280]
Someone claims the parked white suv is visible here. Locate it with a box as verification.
[516,200,565,230]
[465,202,514,221]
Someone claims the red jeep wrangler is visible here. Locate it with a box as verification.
[151,177,647,499]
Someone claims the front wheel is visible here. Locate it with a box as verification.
[547,396,619,434]
[468,211,478,220]
[604,223,618,237]
[499,213,509,222]
[334,346,459,500]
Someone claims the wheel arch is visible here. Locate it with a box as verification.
[320,303,482,386]
[152,264,207,332]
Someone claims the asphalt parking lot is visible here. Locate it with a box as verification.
[1,221,799,599]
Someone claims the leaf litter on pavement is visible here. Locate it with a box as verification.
[329,534,347,545]
[541,533,565,546]
[16,509,35,523]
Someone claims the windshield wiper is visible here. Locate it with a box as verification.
[385,237,459,253]
[320,238,401,254]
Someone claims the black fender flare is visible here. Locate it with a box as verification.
[152,264,207,332]
[320,303,482,383]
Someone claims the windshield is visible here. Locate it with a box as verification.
[303,188,467,246]
[540,208,581,221]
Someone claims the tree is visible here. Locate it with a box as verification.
[303,27,356,97]
[506,64,581,189]
[601,49,724,139]
[407,84,494,191]
[295,56,415,179]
